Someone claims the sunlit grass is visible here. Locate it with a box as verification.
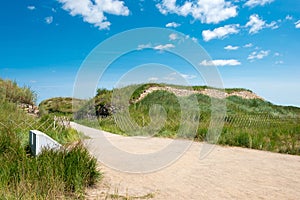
[0,81,102,199]
[76,85,300,155]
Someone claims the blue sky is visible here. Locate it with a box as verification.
[0,0,299,106]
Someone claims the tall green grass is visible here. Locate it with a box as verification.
[0,79,102,199]
[0,130,101,199]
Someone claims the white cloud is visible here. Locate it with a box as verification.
[137,43,175,51]
[245,14,265,34]
[45,16,53,24]
[27,6,36,10]
[202,24,239,41]
[244,0,274,8]
[180,73,196,79]
[191,37,198,43]
[245,14,278,34]
[163,72,196,81]
[266,21,279,29]
[243,43,253,48]
[185,35,198,43]
[169,33,178,40]
[285,15,293,20]
[156,0,237,24]
[148,77,159,82]
[224,45,239,50]
[138,0,144,12]
[163,73,177,81]
[295,20,300,29]
[166,22,181,28]
[200,59,241,66]
[137,43,152,50]
[274,52,280,57]
[154,43,175,50]
[275,60,284,65]
[247,50,270,61]
[57,0,129,30]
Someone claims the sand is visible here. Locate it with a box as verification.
[71,122,300,200]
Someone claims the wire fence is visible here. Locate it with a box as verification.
[3,115,71,134]
[195,114,300,130]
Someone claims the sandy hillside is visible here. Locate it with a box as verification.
[71,122,300,200]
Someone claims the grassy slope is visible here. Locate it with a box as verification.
[46,83,300,155]
[0,79,101,199]
[39,97,85,116]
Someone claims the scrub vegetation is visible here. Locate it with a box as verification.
[74,83,300,155]
[0,78,101,199]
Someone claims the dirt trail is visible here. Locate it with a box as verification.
[71,122,300,200]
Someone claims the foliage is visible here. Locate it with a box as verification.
[39,97,85,115]
[0,78,101,199]
[96,88,112,104]
[38,114,83,145]
[0,128,101,199]
[225,88,253,93]
[74,99,97,120]
[0,78,36,104]
[129,83,162,101]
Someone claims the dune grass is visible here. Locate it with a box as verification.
[0,78,36,105]
[39,97,85,116]
[0,79,102,199]
[0,131,101,199]
[76,85,300,155]
[0,103,102,199]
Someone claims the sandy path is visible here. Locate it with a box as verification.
[71,122,300,199]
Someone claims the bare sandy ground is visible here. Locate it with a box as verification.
[71,122,300,200]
